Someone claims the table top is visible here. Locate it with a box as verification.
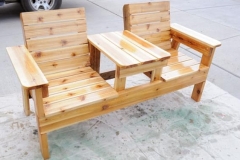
[88,30,170,68]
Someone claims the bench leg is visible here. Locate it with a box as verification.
[38,131,50,160]
[22,86,30,116]
[191,81,206,102]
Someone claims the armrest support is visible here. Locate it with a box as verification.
[170,23,221,56]
[6,45,48,89]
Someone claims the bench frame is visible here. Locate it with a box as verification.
[6,3,221,159]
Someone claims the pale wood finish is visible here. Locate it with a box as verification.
[6,4,222,159]
[123,1,171,50]
[7,8,118,159]
[6,45,48,88]
[123,1,221,101]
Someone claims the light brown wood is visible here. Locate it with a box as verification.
[123,2,171,50]
[6,4,222,159]
[32,45,89,63]
[128,11,170,25]
[89,43,100,72]
[21,8,86,25]
[88,34,139,68]
[27,33,88,52]
[119,60,167,78]
[6,45,48,88]
[38,54,90,75]
[114,66,127,91]
[24,19,87,39]
[38,69,208,133]
[22,86,30,116]
[171,23,221,48]
[48,77,103,95]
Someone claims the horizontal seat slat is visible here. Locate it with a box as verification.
[38,54,90,75]
[32,45,89,63]
[45,67,93,80]
[129,11,170,25]
[44,82,111,105]
[162,59,199,73]
[162,64,208,81]
[24,19,87,39]
[48,77,104,95]
[21,8,85,25]
[27,32,88,52]
[168,55,192,65]
[48,71,99,87]
[44,87,119,117]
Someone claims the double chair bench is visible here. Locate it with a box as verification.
[6,1,221,159]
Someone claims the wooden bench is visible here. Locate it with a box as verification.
[123,1,221,101]
[6,3,221,159]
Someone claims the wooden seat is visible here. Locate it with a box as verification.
[123,1,221,100]
[7,8,118,159]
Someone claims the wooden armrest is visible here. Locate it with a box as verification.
[6,45,48,88]
[170,23,221,49]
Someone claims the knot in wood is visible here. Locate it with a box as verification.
[197,90,201,94]
[102,105,109,110]
[38,17,44,22]
[35,52,42,58]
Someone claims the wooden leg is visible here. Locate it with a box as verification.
[38,131,49,159]
[114,66,126,91]
[22,86,30,116]
[191,81,206,102]
[151,68,162,81]
[89,43,100,73]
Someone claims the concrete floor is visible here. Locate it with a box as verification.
[1,0,240,160]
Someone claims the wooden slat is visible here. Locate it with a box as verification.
[162,59,199,73]
[24,19,86,39]
[126,1,170,14]
[102,32,156,63]
[45,67,93,80]
[21,8,85,25]
[38,55,90,74]
[6,45,48,88]
[27,32,87,52]
[129,11,170,25]
[171,23,221,48]
[168,55,193,65]
[32,45,89,63]
[44,82,111,105]
[48,71,99,87]
[119,60,168,78]
[162,64,208,81]
[49,77,104,95]
[88,34,139,68]
[44,87,118,116]
[140,30,171,42]
[116,30,170,59]
[155,41,172,50]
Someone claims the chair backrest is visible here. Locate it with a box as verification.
[123,1,171,50]
[20,8,90,75]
